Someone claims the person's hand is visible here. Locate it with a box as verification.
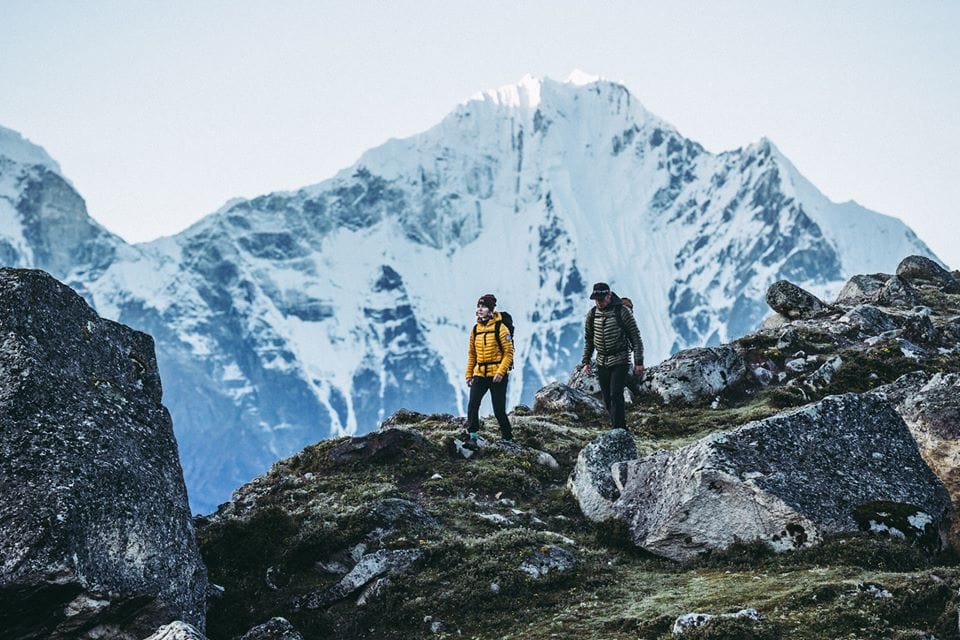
[493,373,504,383]
[467,377,474,387]
[634,364,644,377]
[582,363,592,376]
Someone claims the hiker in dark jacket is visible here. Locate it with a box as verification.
[464,293,514,445]
[580,282,644,430]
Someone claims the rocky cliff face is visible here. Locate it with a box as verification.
[0,268,207,639]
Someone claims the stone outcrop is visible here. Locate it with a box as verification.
[533,381,605,415]
[877,275,920,307]
[885,373,960,548]
[613,393,950,561]
[640,346,746,405]
[567,429,638,522]
[239,617,304,640]
[0,269,207,638]
[895,255,960,293]
[834,273,890,305]
[143,622,208,640]
[766,280,828,319]
[294,549,424,610]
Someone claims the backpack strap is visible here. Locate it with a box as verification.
[493,320,503,356]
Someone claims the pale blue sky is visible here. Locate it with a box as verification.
[2,1,958,267]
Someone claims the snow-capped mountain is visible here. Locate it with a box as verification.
[0,75,937,512]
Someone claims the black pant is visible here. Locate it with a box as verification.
[466,376,512,439]
[597,363,629,429]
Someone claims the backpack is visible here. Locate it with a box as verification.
[473,311,516,370]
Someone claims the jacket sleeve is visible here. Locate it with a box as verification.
[495,322,514,377]
[581,309,595,365]
[465,327,477,379]
[622,306,644,366]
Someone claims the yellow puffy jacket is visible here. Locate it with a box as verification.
[465,312,514,379]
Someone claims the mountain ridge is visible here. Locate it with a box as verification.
[0,74,940,512]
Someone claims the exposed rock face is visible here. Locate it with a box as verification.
[896,255,960,293]
[0,269,207,638]
[533,381,605,415]
[766,280,828,319]
[239,617,304,640]
[567,364,601,395]
[295,549,424,610]
[641,346,746,404]
[834,274,890,305]
[143,622,208,640]
[891,373,960,547]
[613,393,951,561]
[517,545,576,579]
[840,304,901,335]
[877,275,920,307]
[568,429,638,522]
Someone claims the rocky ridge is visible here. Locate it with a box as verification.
[188,256,960,639]
[4,255,960,638]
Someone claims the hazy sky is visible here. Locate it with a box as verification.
[2,1,958,268]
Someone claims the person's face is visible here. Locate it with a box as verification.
[595,293,612,309]
[476,304,493,320]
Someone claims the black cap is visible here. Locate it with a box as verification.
[589,282,611,300]
[477,293,497,310]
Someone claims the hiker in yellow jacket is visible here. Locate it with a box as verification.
[464,293,514,445]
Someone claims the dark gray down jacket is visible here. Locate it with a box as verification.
[581,298,644,368]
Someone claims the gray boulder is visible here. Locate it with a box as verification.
[840,304,901,336]
[295,549,423,609]
[143,622,208,640]
[568,429,638,522]
[518,545,576,579]
[877,275,920,307]
[642,346,746,405]
[766,280,828,319]
[239,617,304,640]
[896,255,960,293]
[614,393,950,561]
[673,608,761,635]
[891,373,960,548]
[567,363,601,394]
[0,269,207,638]
[533,381,605,415]
[834,273,890,305]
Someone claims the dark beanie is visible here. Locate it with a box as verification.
[477,294,497,310]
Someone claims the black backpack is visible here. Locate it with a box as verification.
[473,311,516,370]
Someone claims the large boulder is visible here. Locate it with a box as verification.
[834,274,890,305]
[567,363,601,394]
[877,275,921,307]
[896,255,960,294]
[533,381,605,415]
[568,429,638,522]
[765,280,828,319]
[0,269,207,638]
[840,304,901,336]
[613,393,950,561]
[641,346,746,405]
[890,373,960,548]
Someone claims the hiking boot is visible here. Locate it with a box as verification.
[461,432,480,450]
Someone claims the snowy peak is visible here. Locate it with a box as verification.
[0,125,63,177]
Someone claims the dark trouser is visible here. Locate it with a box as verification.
[466,376,512,439]
[597,363,629,429]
